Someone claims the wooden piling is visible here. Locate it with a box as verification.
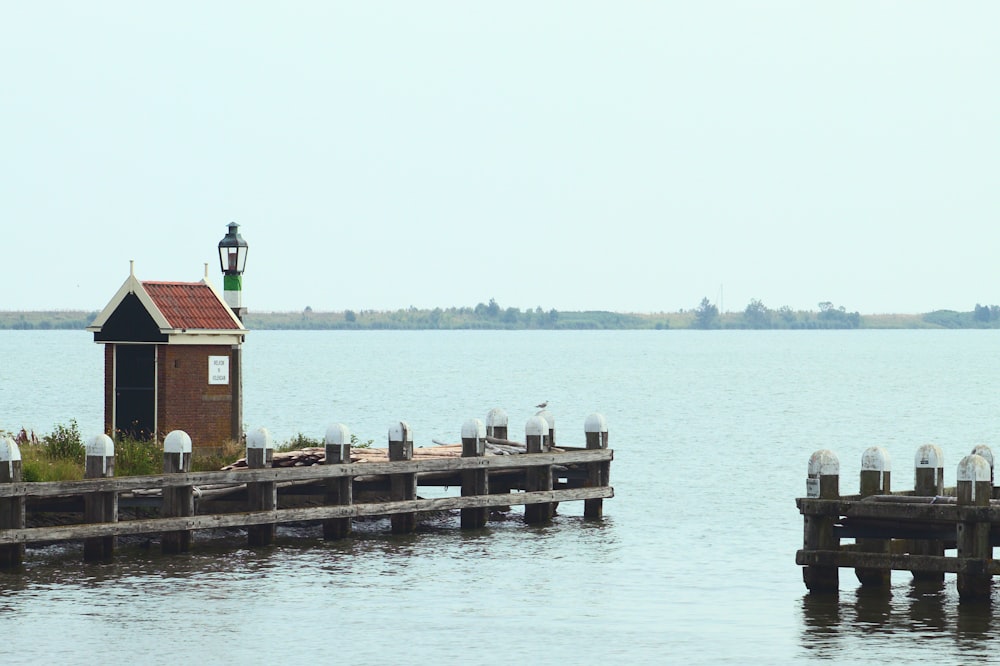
[802,449,839,592]
[461,418,489,529]
[246,427,276,547]
[956,453,992,600]
[524,416,553,524]
[486,407,508,440]
[854,446,891,587]
[0,437,24,568]
[323,423,353,540]
[970,444,996,499]
[584,413,609,520]
[537,409,555,448]
[161,430,193,554]
[911,444,945,582]
[84,434,117,561]
[388,422,416,534]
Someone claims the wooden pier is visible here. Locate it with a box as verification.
[796,444,998,600]
[0,410,613,567]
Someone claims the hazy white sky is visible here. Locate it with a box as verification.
[2,2,998,314]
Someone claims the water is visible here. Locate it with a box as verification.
[2,329,1000,663]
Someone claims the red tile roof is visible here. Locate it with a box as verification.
[143,281,242,330]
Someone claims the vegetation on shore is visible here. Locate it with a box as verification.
[2,421,367,482]
[4,298,1000,330]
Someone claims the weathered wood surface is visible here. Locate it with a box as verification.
[0,449,613,499]
[796,549,1000,575]
[0,486,614,546]
[797,498,998,523]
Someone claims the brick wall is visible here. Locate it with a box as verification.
[159,344,236,448]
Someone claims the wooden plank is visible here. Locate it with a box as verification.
[0,450,614,498]
[796,548,1000,576]
[0,486,614,545]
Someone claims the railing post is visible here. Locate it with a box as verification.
[802,449,839,592]
[84,434,117,562]
[162,430,193,554]
[324,423,353,540]
[388,421,416,534]
[461,418,489,529]
[524,415,553,524]
[911,444,945,582]
[0,436,24,568]
[957,454,992,600]
[246,427,276,547]
[855,446,891,587]
[584,413,609,519]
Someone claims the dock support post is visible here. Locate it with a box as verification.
[461,418,489,529]
[911,444,945,583]
[957,454,992,601]
[524,415,553,524]
[970,445,996,499]
[486,407,508,440]
[246,427,276,547]
[323,423,353,540]
[162,430,193,554]
[0,437,24,568]
[802,449,839,592]
[584,413,609,520]
[855,446,891,587]
[84,434,117,562]
[389,422,416,534]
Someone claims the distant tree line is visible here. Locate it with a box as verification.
[6,300,1000,330]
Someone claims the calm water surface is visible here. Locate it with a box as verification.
[2,329,1000,664]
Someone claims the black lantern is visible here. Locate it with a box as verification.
[218,222,248,275]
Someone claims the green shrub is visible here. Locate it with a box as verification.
[42,420,85,463]
[113,436,161,477]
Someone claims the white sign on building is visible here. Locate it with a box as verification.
[208,355,230,385]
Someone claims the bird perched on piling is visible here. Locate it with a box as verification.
[535,401,548,409]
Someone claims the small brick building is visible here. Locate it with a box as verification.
[87,265,247,448]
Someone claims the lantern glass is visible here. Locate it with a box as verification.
[218,223,248,274]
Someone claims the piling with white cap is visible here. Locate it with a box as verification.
[461,418,489,530]
[162,430,193,554]
[388,422,416,534]
[957,453,993,600]
[855,446,891,587]
[0,436,24,567]
[84,434,117,562]
[584,413,610,520]
[323,423,353,540]
[802,449,840,593]
[524,416,553,524]
[912,444,945,583]
[246,427,276,547]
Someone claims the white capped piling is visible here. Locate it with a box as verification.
[537,409,555,449]
[246,427,276,546]
[84,434,117,562]
[970,444,995,498]
[461,418,489,529]
[855,446,891,587]
[162,430,193,554]
[388,421,416,534]
[486,407,508,440]
[324,423,353,539]
[0,436,24,568]
[912,444,945,582]
[524,415,553,524]
[956,454,993,600]
[584,413,609,520]
[803,449,839,592]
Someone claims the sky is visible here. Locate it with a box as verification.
[2,2,998,315]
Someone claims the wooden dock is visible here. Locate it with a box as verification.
[796,444,997,600]
[0,410,613,566]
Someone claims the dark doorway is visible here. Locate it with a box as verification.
[115,344,156,439]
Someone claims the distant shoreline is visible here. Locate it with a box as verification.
[1,307,998,330]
